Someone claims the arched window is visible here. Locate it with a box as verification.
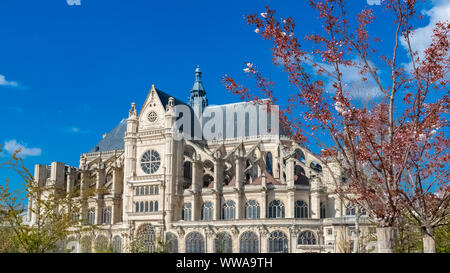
[166,232,178,253]
[268,200,285,218]
[135,187,140,196]
[80,236,92,253]
[294,149,305,163]
[145,186,149,195]
[103,206,112,224]
[145,202,149,212]
[294,200,308,218]
[222,200,236,220]
[345,203,356,216]
[140,187,145,195]
[244,200,260,219]
[140,201,144,213]
[155,186,159,195]
[137,224,156,253]
[87,207,95,225]
[150,186,154,195]
[214,232,232,253]
[201,202,213,221]
[298,231,317,245]
[268,231,289,253]
[239,231,259,253]
[135,202,139,213]
[149,201,153,212]
[185,232,205,253]
[182,203,192,221]
[310,161,322,173]
[183,161,192,179]
[94,235,109,253]
[154,201,158,211]
[112,235,122,253]
[320,202,326,218]
[294,165,308,185]
[266,152,273,176]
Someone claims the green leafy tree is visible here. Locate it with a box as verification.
[0,146,88,253]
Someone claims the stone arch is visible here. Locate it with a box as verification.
[135,224,156,253]
[185,232,205,253]
[214,232,232,253]
[239,231,259,253]
[94,235,109,253]
[268,230,289,253]
[165,232,178,253]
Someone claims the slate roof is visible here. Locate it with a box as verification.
[89,119,127,153]
[155,88,189,108]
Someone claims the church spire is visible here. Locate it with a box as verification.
[189,65,208,117]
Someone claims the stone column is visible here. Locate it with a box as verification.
[287,191,295,218]
[259,227,269,253]
[123,102,138,223]
[192,156,203,221]
[260,190,267,219]
[66,168,75,194]
[289,226,299,253]
[310,176,321,219]
[96,167,105,198]
[96,199,103,225]
[286,158,295,187]
[213,194,221,221]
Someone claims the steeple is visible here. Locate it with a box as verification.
[189,65,208,117]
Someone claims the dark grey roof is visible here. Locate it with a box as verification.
[155,88,189,108]
[89,119,127,153]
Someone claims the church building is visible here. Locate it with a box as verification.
[28,67,374,253]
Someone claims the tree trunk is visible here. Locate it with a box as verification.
[422,226,435,253]
[376,227,394,253]
[352,208,360,253]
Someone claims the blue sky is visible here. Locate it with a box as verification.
[0,0,447,193]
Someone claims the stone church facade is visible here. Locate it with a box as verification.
[28,67,374,253]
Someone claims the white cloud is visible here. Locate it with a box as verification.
[63,126,90,134]
[367,0,381,6]
[3,140,42,157]
[0,74,19,87]
[400,1,450,70]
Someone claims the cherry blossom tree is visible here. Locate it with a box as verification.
[223,0,449,252]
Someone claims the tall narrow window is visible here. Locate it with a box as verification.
[266,152,273,176]
[201,202,213,221]
[294,200,308,218]
[103,206,112,224]
[112,236,122,253]
[87,208,96,225]
[182,203,192,221]
[154,201,158,211]
[222,200,236,220]
[320,202,326,218]
[268,200,285,218]
[244,200,260,219]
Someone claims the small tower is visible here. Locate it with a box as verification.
[188,66,208,118]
